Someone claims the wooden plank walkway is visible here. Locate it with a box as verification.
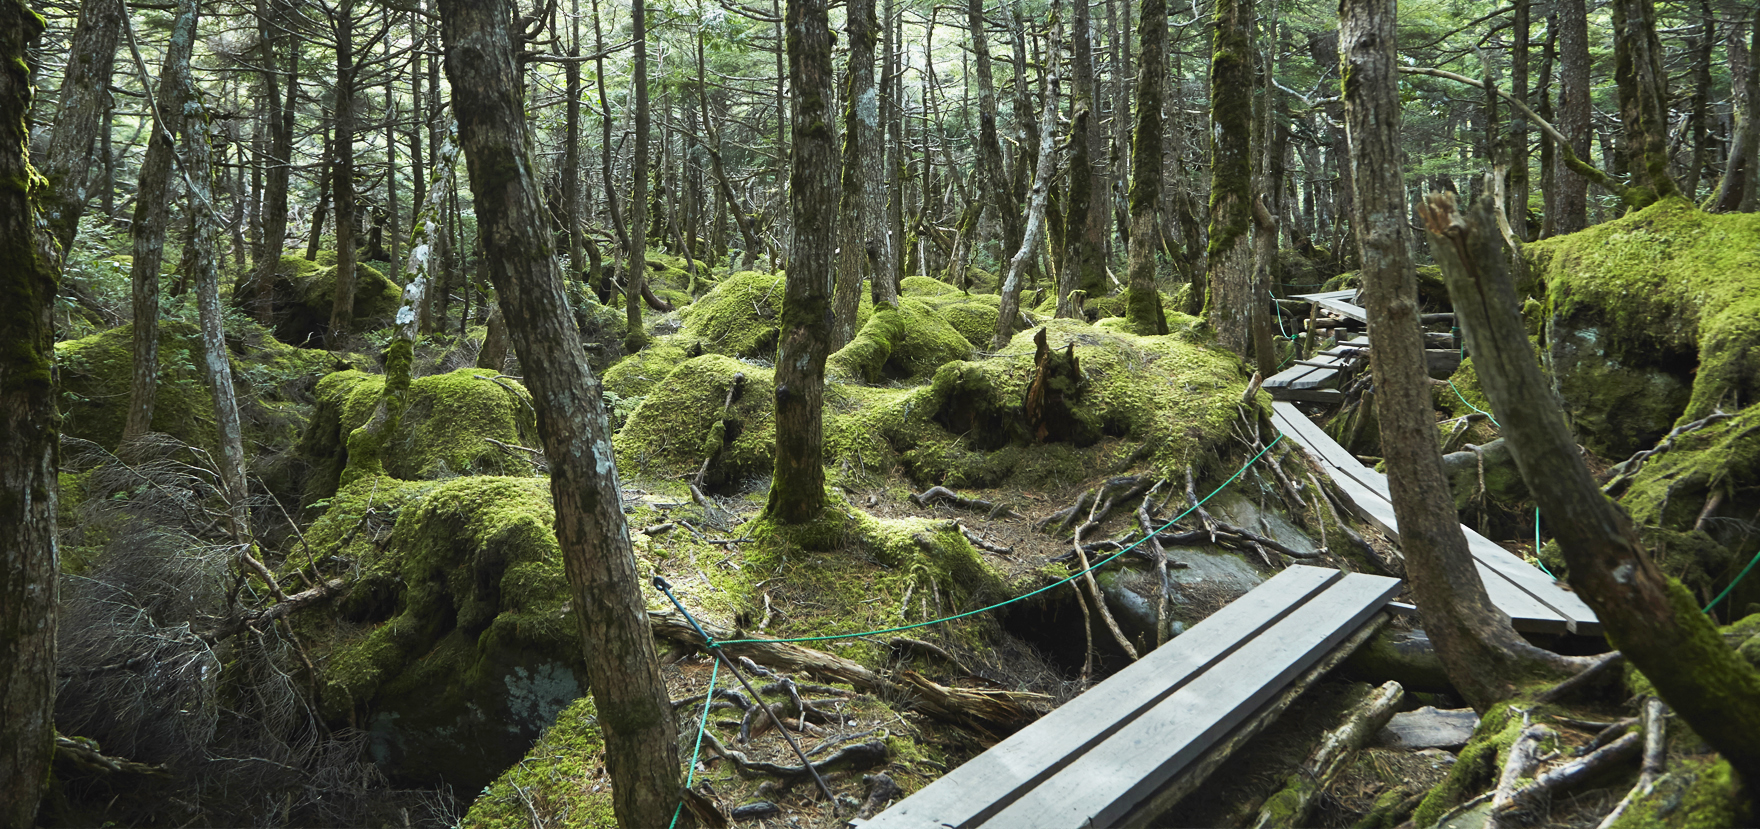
[856,566,1401,829]
[1263,335,1369,403]
[1269,400,1602,636]
[1293,288,1369,324]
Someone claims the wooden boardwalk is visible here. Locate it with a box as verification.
[1264,289,1370,403]
[856,566,1401,829]
[1270,400,1601,635]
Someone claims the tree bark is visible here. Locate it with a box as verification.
[1554,0,1590,232]
[1342,0,1579,712]
[1,8,57,826]
[1680,0,1713,201]
[1204,0,1254,356]
[832,0,877,349]
[967,0,1021,273]
[250,0,293,326]
[1611,0,1677,204]
[1714,16,1760,213]
[765,0,839,524]
[328,0,361,344]
[1123,0,1168,335]
[1056,0,1107,319]
[994,2,1063,351]
[1421,192,1760,794]
[438,1,685,824]
[627,0,650,350]
[876,0,903,305]
[1509,0,1530,240]
[43,0,123,254]
[122,2,198,444]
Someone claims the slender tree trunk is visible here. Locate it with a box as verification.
[592,0,627,256]
[1251,21,1284,378]
[1423,192,1760,791]
[766,0,839,524]
[173,0,248,540]
[1611,0,1677,204]
[43,0,123,254]
[1715,16,1760,212]
[1124,0,1167,334]
[0,9,58,826]
[627,0,649,350]
[565,0,585,282]
[1341,0,1578,712]
[968,0,1022,271]
[122,3,198,444]
[1510,0,1530,240]
[1204,0,1254,356]
[1538,13,1557,236]
[995,4,1063,351]
[307,128,331,261]
[1057,0,1107,318]
[438,2,685,824]
[251,0,292,325]
[832,0,877,348]
[329,0,361,343]
[876,0,903,304]
[1555,0,1590,232]
[693,33,762,271]
[1680,0,1713,201]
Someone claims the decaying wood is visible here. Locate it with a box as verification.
[694,372,746,488]
[701,729,889,779]
[1493,730,1642,822]
[1487,718,1551,829]
[910,486,1021,519]
[53,735,171,778]
[1249,680,1405,829]
[1602,410,1731,495]
[647,611,1049,735]
[956,522,1013,555]
[889,637,973,675]
[1074,491,1141,662]
[1185,466,1219,542]
[1535,651,1625,703]
[1594,698,1667,829]
[856,772,901,819]
[1137,480,1175,646]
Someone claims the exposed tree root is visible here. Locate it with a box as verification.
[1594,698,1668,829]
[910,486,1023,519]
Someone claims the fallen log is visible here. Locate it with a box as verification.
[1594,698,1667,829]
[1249,680,1405,829]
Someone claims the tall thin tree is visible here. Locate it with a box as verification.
[1203,0,1254,356]
[1123,0,1168,334]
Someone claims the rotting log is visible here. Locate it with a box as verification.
[1250,680,1405,829]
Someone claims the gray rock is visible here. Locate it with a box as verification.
[1379,706,1479,749]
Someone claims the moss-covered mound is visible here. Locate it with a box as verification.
[674,270,786,359]
[298,366,539,504]
[1527,198,1760,457]
[613,354,777,489]
[461,697,616,828]
[300,476,591,791]
[901,276,1004,349]
[57,320,217,451]
[828,298,975,384]
[248,254,402,347]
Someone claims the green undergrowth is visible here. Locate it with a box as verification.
[1605,756,1750,829]
[461,696,616,829]
[250,254,401,346]
[613,354,778,489]
[299,365,540,505]
[1526,198,1760,453]
[828,298,974,384]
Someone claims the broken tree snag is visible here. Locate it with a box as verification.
[1251,680,1405,829]
[1023,327,1084,443]
[695,371,746,488]
[1423,192,1760,783]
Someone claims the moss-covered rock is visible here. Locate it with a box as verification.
[57,320,216,451]
[461,696,616,829]
[1605,756,1751,829]
[246,254,403,347]
[1526,198,1760,457]
[613,354,777,489]
[298,366,540,505]
[675,270,786,359]
[302,476,590,791]
[828,298,974,384]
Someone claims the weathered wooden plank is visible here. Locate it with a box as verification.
[982,573,1403,829]
[1265,363,1325,390]
[1311,297,1369,324]
[1268,388,1344,404]
[859,567,1346,829]
[1289,367,1341,391]
[1461,530,1601,635]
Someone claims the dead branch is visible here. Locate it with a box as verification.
[1602,410,1731,495]
[1594,698,1667,829]
[956,522,1013,555]
[1494,731,1643,822]
[1535,651,1626,704]
[1487,718,1552,829]
[1250,681,1405,829]
[1074,492,1140,662]
[911,486,1023,519]
[54,734,171,777]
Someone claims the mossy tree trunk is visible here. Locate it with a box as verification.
[765,0,839,524]
[1203,0,1254,357]
[1342,0,1581,712]
[1123,0,1167,335]
[832,0,877,350]
[1423,193,1760,795]
[438,1,685,825]
[327,0,361,344]
[876,0,904,305]
[966,0,1021,271]
[122,0,198,445]
[1611,0,1678,206]
[250,0,294,326]
[42,0,122,255]
[1554,0,1590,233]
[1,6,58,825]
[1714,16,1760,213]
[626,0,649,351]
[1056,0,1106,320]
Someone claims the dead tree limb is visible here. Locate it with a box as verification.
[1594,698,1667,829]
[1250,681,1405,829]
[1487,719,1552,829]
[1074,493,1141,662]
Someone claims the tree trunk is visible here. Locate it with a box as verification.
[1611,0,1677,205]
[994,3,1064,351]
[1680,0,1713,201]
[967,0,1022,272]
[1341,0,1579,712]
[306,128,331,261]
[1057,0,1107,319]
[832,0,877,349]
[1204,0,1254,356]
[766,0,839,525]
[1422,192,1760,794]
[1509,0,1530,240]
[627,0,649,351]
[1554,0,1590,232]
[173,0,249,541]
[43,0,123,254]
[0,9,57,826]
[122,1,199,444]
[1123,0,1167,335]
[1715,16,1760,213]
[438,1,685,825]
[565,0,584,282]
[328,0,360,344]
[251,0,293,325]
[876,0,903,305]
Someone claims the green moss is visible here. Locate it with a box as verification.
[56,320,215,451]
[298,366,540,504]
[1526,198,1760,452]
[827,298,973,384]
[614,355,777,488]
[1410,703,1538,827]
[1605,756,1751,829]
[247,254,402,345]
[462,696,616,829]
[676,270,785,359]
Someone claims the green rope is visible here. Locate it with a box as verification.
[1704,547,1760,615]
[1449,380,1499,428]
[717,434,1286,647]
[1532,507,1555,578]
[667,639,721,829]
